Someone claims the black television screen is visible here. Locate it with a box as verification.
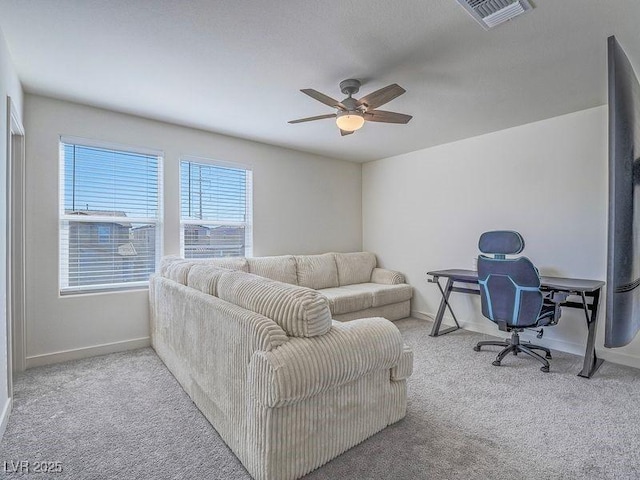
[606,36,640,348]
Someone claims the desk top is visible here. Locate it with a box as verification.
[427,268,605,293]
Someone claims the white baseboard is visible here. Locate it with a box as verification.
[411,310,434,322]
[412,309,514,338]
[597,348,640,370]
[25,337,151,368]
[0,397,11,442]
[411,310,640,370]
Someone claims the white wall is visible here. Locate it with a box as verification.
[364,106,640,369]
[24,94,362,366]
[0,26,24,436]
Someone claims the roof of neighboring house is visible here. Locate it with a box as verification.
[66,210,128,217]
[65,210,131,227]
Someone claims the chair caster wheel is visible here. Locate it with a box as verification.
[541,366,550,373]
[492,360,501,367]
[546,354,552,360]
[513,351,518,356]
[473,346,481,352]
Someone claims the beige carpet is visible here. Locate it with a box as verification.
[1,317,639,479]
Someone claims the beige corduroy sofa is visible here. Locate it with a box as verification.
[150,252,413,480]
[159,252,413,321]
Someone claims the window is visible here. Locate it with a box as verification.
[96,225,111,244]
[59,138,162,294]
[180,158,252,259]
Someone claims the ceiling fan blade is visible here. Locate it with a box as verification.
[340,129,354,136]
[364,110,412,124]
[288,113,337,124]
[358,84,406,110]
[301,89,346,110]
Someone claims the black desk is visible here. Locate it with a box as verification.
[427,269,605,378]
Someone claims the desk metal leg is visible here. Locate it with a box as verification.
[578,289,605,378]
[429,278,461,337]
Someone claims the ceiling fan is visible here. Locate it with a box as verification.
[288,79,412,136]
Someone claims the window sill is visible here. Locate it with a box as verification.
[59,284,150,297]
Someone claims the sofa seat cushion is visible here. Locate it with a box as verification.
[318,287,373,315]
[295,253,339,290]
[335,252,377,286]
[375,284,413,307]
[217,270,332,337]
[247,255,298,285]
[319,283,412,315]
[347,283,413,307]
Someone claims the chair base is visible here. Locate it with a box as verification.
[473,331,552,372]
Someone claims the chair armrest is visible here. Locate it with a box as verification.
[543,291,569,304]
[542,291,569,323]
[248,318,408,408]
[371,267,405,285]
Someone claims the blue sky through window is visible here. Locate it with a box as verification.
[180,160,248,223]
[63,143,159,218]
[62,144,248,223]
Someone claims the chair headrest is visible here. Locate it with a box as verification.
[478,231,525,255]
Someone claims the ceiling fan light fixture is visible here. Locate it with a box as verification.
[336,111,365,132]
[289,81,410,134]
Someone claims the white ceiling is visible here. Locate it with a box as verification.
[1,0,639,162]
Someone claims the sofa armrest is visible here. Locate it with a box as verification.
[371,267,405,285]
[248,318,409,408]
[391,345,413,381]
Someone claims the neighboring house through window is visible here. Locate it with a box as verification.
[59,138,162,294]
[180,158,253,259]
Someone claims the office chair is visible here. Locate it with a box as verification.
[473,231,566,372]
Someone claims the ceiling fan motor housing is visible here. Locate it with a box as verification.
[339,79,361,96]
[342,97,360,111]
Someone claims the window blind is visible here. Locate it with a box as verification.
[180,159,253,259]
[59,139,162,294]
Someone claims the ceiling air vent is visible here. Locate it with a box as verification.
[455,0,533,30]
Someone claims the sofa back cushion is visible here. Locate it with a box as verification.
[217,270,332,337]
[295,253,339,290]
[159,255,183,276]
[335,252,377,286]
[186,265,231,296]
[164,260,194,285]
[203,257,249,272]
[247,255,298,285]
[160,256,249,285]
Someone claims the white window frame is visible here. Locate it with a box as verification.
[59,136,164,295]
[179,156,253,258]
